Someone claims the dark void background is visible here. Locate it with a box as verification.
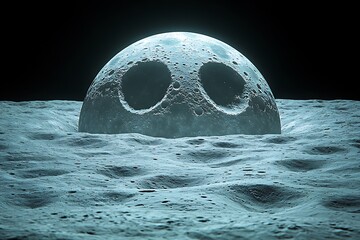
[3,1,358,101]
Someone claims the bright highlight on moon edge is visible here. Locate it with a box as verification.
[79,32,281,138]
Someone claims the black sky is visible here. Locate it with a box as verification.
[3,1,358,101]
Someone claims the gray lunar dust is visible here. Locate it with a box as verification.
[0,99,360,239]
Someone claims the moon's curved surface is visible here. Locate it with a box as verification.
[78,32,281,138]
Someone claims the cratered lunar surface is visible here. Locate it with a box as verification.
[79,32,281,137]
[0,99,360,239]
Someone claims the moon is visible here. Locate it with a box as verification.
[78,32,281,138]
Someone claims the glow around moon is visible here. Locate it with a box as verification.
[78,32,281,137]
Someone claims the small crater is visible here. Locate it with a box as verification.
[129,137,162,145]
[226,184,304,211]
[65,136,107,148]
[335,106,349,111]
[102,191,136,202]
[212,141,239,148]
[187,150,229,163]
[161,100,170,109]
[98,166,144,178]
[265,136,297,144]
[139,175,201,189]
[0,143,8,150]
[11,191,57,209]
[139,189,156,193]
[243,168,253,172]
[194,107,203,116]
[306,146,346,155]
[186,138,205,145]
[275,159,327,172]
[17,169,69,178]
[28,133,60,141]
[323,195,360,213]
[173,81,181,89]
